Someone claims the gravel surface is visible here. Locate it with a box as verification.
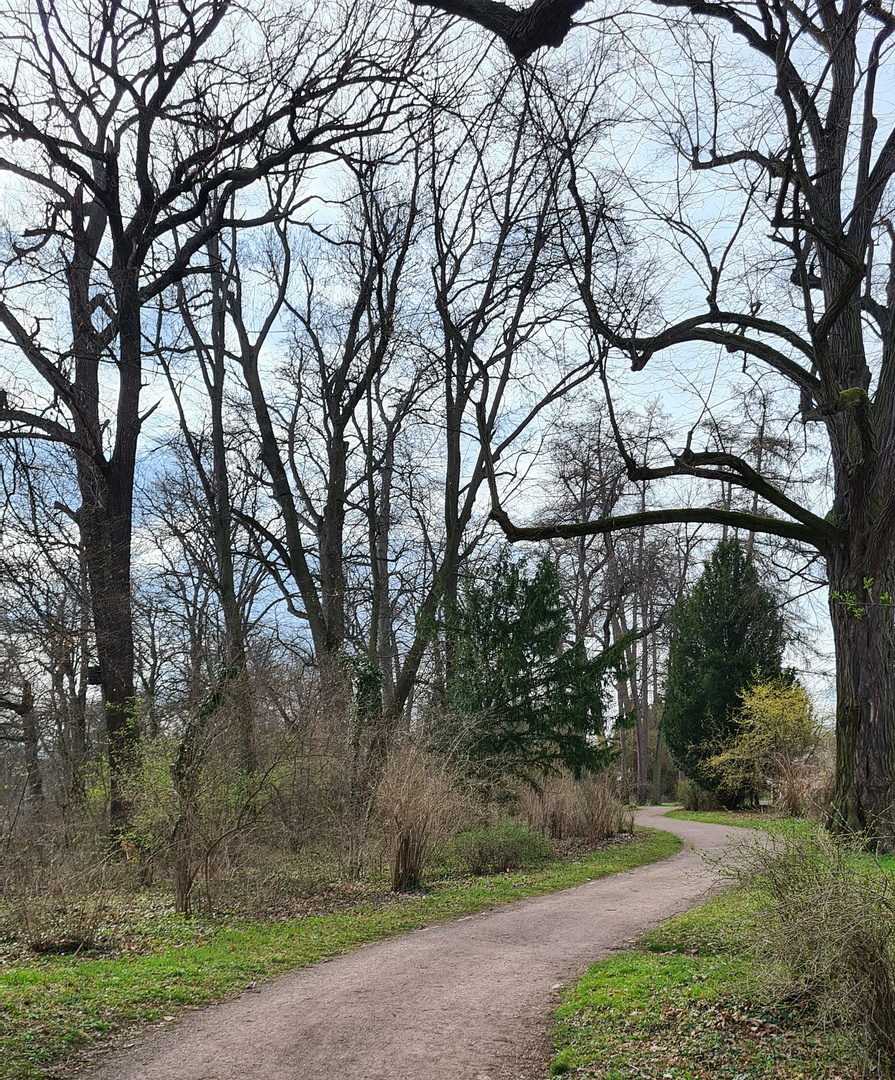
[81,807,753,1080]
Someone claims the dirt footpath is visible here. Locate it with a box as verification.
[82,807,752,1080]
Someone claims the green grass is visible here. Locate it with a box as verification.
[0,827,678,1080]
[664,808,774,828]
[550,890,860,1079]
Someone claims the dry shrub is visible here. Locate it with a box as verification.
[770,733,835,819]
[799,734,836,822]
[256,677,374,881]
[772,753,812,816]
[260,667,417,883]
[0,830,117,953]
[739,826,895,1075]
[520,771,633,842]
[374,743,472,891]
[569,772,634,841]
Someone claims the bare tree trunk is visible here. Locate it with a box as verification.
[651,725,665,806]
[207,234,255,772]
[828,556,895,843]
[650,631,664,805]
[77,454,138,833]
[636,591,650,806]
[72,550,91,786]
[67,192,139,833]
[366,390,399,715]
[20,684,42,809]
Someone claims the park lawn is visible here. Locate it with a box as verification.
[550,889,861,1080]
[1,827,678,1080]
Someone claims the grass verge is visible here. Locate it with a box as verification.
[1,827,678,1080]
[550,888,861,1080]
[664,809,775,828]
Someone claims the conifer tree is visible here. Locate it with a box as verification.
[663,540,786,805]
[439,550,628,788]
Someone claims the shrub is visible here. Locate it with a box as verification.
[738,826,895,1075]
[445,816,554,875]
[519,771,633,841]
[802,731,836,822]
[0,832,115,954]
[127,727,265,915]
[675,778,721,811]
[374,744,473,891]
[567,772,634,840]
[703,679,821,812]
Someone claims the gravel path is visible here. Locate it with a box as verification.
[83,807,752,1080]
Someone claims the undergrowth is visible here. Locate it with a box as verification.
[552,825,895,1080]
[551,890,862,1079]
[0,827,678,1080]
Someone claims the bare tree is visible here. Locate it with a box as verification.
[484,0,895,843]
[223,73,611,732]
[0,0,424,828]
[153,228,265,773]
[543,404,702,802]
[0,446,96,809]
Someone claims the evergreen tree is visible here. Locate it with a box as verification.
[437,550,628,788]
[663,540,786,805]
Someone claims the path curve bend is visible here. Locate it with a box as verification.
[83,808,752,1080]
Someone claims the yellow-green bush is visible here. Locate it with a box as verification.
[703,679,822,812]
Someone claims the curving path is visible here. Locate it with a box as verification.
[83,808,754,1080]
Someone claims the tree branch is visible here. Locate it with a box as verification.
[409,0,591,59]
[491,500,831,547]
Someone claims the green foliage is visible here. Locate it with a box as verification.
[346,652,384,724]
[663,540,786,806]
[703,679,821,810]
[443,816,555,875]
[438,550,629,788]
[831,575,893,619]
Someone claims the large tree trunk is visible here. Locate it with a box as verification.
[828,558,895,846]
[75,256,142,834]
[78,472,138,833]
[65,187,140,834]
